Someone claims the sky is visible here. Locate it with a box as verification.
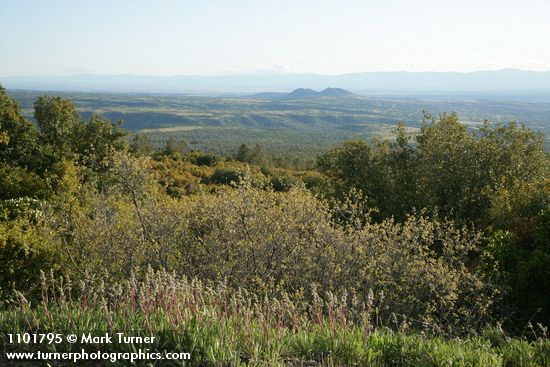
[1,0,550,77]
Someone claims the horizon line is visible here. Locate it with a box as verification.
[3,68,550,79]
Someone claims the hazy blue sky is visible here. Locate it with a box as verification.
[1,0,549,76]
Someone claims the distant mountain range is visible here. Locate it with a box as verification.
[2,69,550,95]
[252,87,355,100]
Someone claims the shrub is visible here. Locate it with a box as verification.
[207,167,243,185]
[46,177,496,334]
[0,219,59,303]
[0,164,48,200]
[301,171,333,196]
[190,151,219,166]
[269,174,298,192]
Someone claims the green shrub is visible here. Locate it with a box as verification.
[0,164,48,200]
[207,167,242,185]
[0,220,59,303]
[269,174,298,192]
[190,151,219,166]
[45,178,496,334]
[301,171,333,196]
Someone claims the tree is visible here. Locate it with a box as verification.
[0,86,41,170]
[319,112,549,226]
[317,137,411,220]
[0,86,50,200]
[0,164,48,200]
[162,137,187,157]
[189,151,218,166]
[249,142,268,166]
[130,133,154,156]
[318,112,550,329]
[34,95,79,159]
[235,143,250,162]
[0,219,60,302]
[73,113,128,169]
[415,112,478,220]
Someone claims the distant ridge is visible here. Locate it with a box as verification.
[284,88,320,99]
[319,87,355,97]
[3,69,550,94]
[252,87,355,100]
[249,92,287,99]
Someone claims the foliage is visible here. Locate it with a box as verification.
[487,213,550,328]
[416,115,547,225]
[34,95,79,159]
[0,164,48,200]
[207,167,243,186]
[318,136,414,220]
[130,132,154,156]
[73,113,128,169]
[0,219,59,303]
[1,89,128,201]
[319,114,548,224]
[1,270,547,366]
[41,170,496,333]
[269,174,299,192]
[0,87,43,172]
[162,137,187,157]
[300,171,333,197]
[190,151,219,167]
[318,113,550,329]
[150,157,202,197]
[235,143,251,162]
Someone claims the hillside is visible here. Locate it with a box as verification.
[8,89,550,157]
[282,87,355,99]
[319,87,355,97]
[252,87,355,100]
